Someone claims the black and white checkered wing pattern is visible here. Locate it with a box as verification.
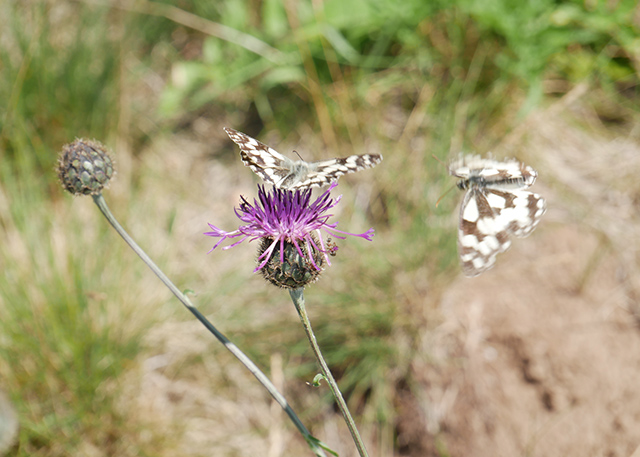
[291,155,383,189]
[450,155,546,277]
[224,127,382,190]
[224,127,295,187]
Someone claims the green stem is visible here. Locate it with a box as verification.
[92,194,327,457]
[289,288,369,457]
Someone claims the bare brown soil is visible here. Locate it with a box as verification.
[409,96,640,457]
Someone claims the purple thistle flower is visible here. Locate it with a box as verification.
[205,183,375,288]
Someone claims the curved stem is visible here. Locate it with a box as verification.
[92,194,327,457]
[289,288,369,457]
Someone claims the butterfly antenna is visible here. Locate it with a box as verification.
[431,153,456,207]
[293,150,304,160]
[436,184,457,208]
[432,153,447,166]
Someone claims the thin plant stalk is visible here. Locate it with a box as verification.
[289,288,369,457]
[86,0,285,62]
[92,194,328,457]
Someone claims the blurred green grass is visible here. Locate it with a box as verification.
[0,0,638,455]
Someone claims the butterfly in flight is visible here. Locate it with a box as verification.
[449,155,546,277]
[224,127,383,190]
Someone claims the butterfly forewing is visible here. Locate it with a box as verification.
[224,127,382,189]
[450,155,546,277]
[224,127,294,186]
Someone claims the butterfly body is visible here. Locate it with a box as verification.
[225,127,382,189]
[449,155,546,277]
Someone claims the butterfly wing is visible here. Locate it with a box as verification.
[450,155,537,189]
[487,188,546,238]
[291,154,384,189]
[458,188,513,277]
[458,187,546,277]
[224,127,294,187]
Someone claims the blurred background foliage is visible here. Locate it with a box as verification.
[0,0,638,455]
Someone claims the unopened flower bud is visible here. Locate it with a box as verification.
[57,139,114,196]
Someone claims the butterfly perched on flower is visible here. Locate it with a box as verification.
[224,127,383,190]
[449,155,546,277]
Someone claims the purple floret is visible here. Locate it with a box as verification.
[205,182,374,271]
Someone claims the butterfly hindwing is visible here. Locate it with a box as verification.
[457,188,512,276]
[488,188,546,238]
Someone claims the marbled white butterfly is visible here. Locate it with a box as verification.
[224,127,383,190]
[449,155,546,277]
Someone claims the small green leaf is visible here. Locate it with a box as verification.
[309,373,328,387]
[306,434,339,456]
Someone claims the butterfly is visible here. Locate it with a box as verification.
[449,155,547,277]
[224,127,383,190]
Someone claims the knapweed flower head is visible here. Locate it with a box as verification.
[57,138,114,196]
[205,183,375,289]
